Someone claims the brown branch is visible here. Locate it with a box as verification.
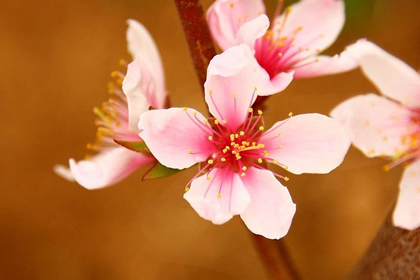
[253,236,302,280]
[173,1,300,279]
[173,0,217,87]
[347,205,420,280]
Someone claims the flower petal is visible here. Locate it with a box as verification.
[138,108,216,169]
[126,19,166,108]
[122,59,151,133]
[292,50,357,78]
[236,14,270,49]
[273,0,345,54]
[205,45,259,130]
[331,94,415,158]
[240,167,296,239]
[346,40,420,108]
[256,68,294,96]
[184,168,251,225]
[261,113,351,174]
[53,164,75,182]
[393,159,420,230]
[69,147,154,190]
[207,0,266,50]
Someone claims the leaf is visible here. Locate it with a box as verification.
[142,162,180,180]
[114,139,151,154]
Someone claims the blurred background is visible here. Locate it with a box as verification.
[1,0,420,279]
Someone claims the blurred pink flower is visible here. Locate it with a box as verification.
[207,0,357,95]
[54,20,166,189]
[139,45,350,239]
[331,40,420,230]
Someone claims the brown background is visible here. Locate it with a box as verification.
[1,0,420,279]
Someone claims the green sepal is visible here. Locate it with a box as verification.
[142,162,180,181]
[114,139,151,154]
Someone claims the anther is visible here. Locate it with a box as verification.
[258,158,263,164]
[249,108,253,113]
[207,177,212,181]
[188,148,192,153]
[242,166,247,171]
[240,131,245,136]
[209,90,213,94]
[208,159,214,164]
[231,93,236,98]
[259,126,264,131]
[280,145,284,149]
[235,134,239,138]
[241,172,246,177]
[288,112,293,117]
[217,193,222,198]
[258,110,263,115]
[230,134,235,141]
[183,107,187,112]
[208,136,213,141]
[277,132,281,136]
[222,120,227,124]
[284,177,290,181]
[221,158,226,162]
[215,119,219,125]
[185,187,190,192]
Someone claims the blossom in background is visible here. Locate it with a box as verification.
[331,40,420,230]
[207,0,357,94]
[139,45,351,239]
[54,20,167,189]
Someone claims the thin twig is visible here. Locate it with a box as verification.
[173,0,216,87]
[173,1,301,279]
[347,204,420,280]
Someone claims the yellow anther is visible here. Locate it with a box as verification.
[110,71,120,78]
[119,59,127,66]
[230,3,234,7]
[209,90,213,94]
[231,93,236,98]
[365,120,371,126]
[230,134,235,141]
[249,108,253,113]
[240,131,245,136]
[258,110,263,115]
[294,26,303,33]
[264,151,269,157]
[284,177,290,181]
[221,158,226,162]
[225,146,230,150]
[284,165,288,170]
[277,132,281,137]
[288,112,293,117]
[185,187,190,192]
[208,159,214,164]
[242,166,247,171]
[188,148,192,153]
[252,142,256,146]
[183,107,187,112]
[207,177,212,181]
[208,136,213,141]
[254,86,258,91]
[235,134,239,138]
[241,172,246,177]
[278,53,283,57]
[222,120,227,124]
[214,119,219,125]
[204,119,209,124]
[280,145,284,149]
[258,158,263,164]
[217,193,222,198]
[273,159,278,164]
[231,142,236,146]
[193,112,197,116]
[238,17,242,23]
[259,126,264,131]
[258,144,265,148]
[383,165,390,172]
[236,155,242,160]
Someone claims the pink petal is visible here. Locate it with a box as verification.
[184,168,251,225]
[138,108,216,169]
[69,147,154,190]
[346,40,420,108]
[205,45,259,130]
[292,50,357,78]
[240,167,296,239]
[236,14,270,49]
[122,59,151,133]
[126,20,166,108]
[256,68,294,96]
[261,114,351,174]
[207,0,266,50]
[331,94,415,158]
[273,0,345,56]
[53,164,75,182]
[393,159,420,230]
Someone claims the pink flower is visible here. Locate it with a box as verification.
[54,20,166,189]
[207,0,357,95]
[139,45,351,239]
[331,40,420,230]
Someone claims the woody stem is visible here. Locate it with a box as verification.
[173,1,301,280]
